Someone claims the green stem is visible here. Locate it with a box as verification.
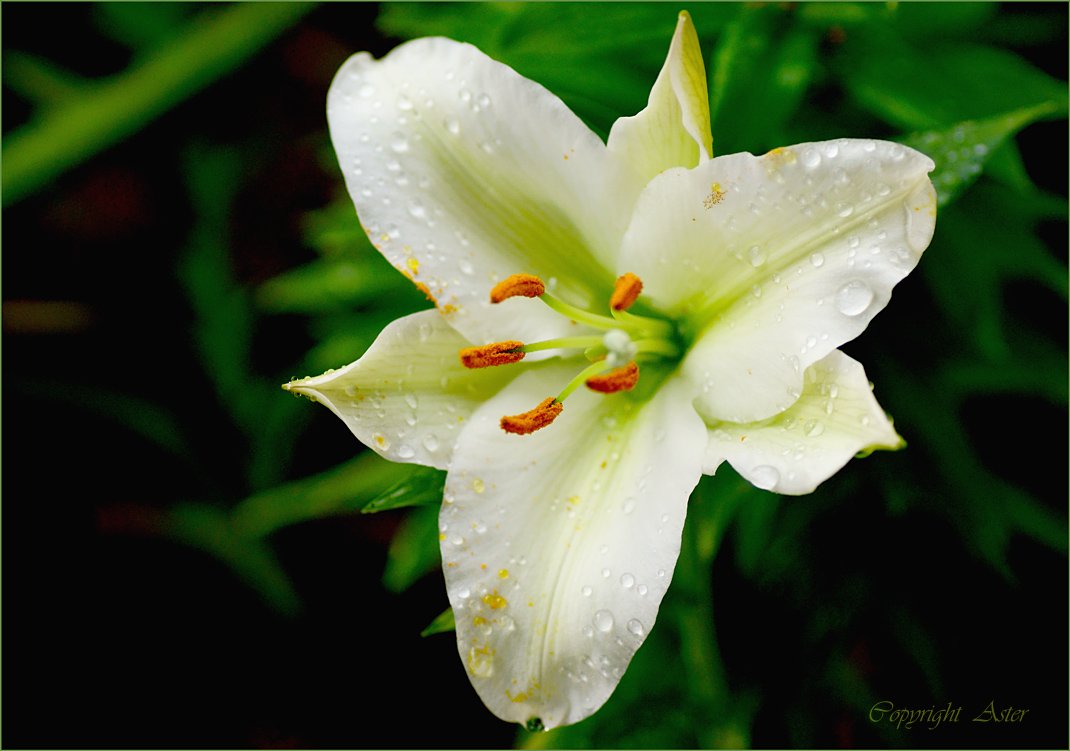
[2,2,316,205]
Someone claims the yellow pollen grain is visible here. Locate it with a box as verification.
[482,592,508,610]
[374,434,386,447]
[406,256,420,275]
[567,496,580,506]
[472,478,486,493]
[498,568,509,579]
[508,691,529,703]
[473,616,487,626]
[438,532,446,541]
[703,182,726,208]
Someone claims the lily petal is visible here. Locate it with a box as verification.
[618,139,935,422]
[328,38,635,345]
[703,350,902,495]
[284,310,515,469]
[441,366,707,728]
[607,10,713,184]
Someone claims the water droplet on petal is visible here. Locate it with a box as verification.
[747,245,766,267]
[358,84,375,98]
[581,585,593,597]
[396,94,414,110]
[637,585,648,596]
[444,118,461,135]
[805,420,825,437]
[601,568,611,579]
[836,202,854,218]
[835,280,875,316]
[622,497,636,514]
[422,434,439,452]
[620,573,635,589]
[801,149,821,168]
[458,259,474,275]
[810,252,825,268]
[593,610,614,633]
[750,465,781,491]
[626,619,645,637]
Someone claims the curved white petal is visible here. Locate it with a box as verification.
[440,365,707,728]
[617,139,935,422]
[703,350,902,495]
[607,11,712,185]
[284,310,516,469]
[328,38,637,345]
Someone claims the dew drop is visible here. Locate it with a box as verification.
[750,465,781,491]
[626,619,645,637]
[472,478,485,494]
[620,573,635,589]
[458,259,474,275]
[581,585,593,597]
[582,625,594,639]
[621,497,636,515]
[835,202,854,218]
[747,245,766,267]
[835,280,875,316]
[458,88,472,104]
[637,585,648,596]
[444,118,461,135]
[476,92,491,109]
[801,149,821,168]
[601,568,611,579]
[358,84,375,98]
[810,252,825,268]
[593,610,614,633]
[422,434,439,452]
[805,420,825,437]
[390,134,410,153]
[396,94,414,110]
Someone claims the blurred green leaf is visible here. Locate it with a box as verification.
[93,2,195,51]
[3,2,315,205]
[420,607,455,637]
[382,505,441,593]
[257,257,413,314]
[887,2,998,39]
[231,451,410,539]
[169,502,302,616]
[836,26,1067,130]
[3,51,85,106]
[923,183,1067,360]
[709,5,820,154]
[902,102,1061,207]
[362,466,445,514]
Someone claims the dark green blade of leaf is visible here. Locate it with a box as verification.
[901,102,1062,207]
[256,257,414,314]
[169,502,302,616]
[383,505,442,593]
[420,607,456,637]
[2,2,315,205]
[231,452,411,538]
[362,466,445,514]
[709,5,820,154]
[835,25,1067,130]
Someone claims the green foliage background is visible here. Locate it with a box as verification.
[4,3,1066,748]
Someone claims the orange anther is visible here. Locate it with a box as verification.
[460,341,525,369]
[610,273,643,311]
[585,362,640,394]
[500,397,563,435]
[490,274,546,303]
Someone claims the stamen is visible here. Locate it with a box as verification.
[521,335,603,354]
[585,362,639,394]
[500,397,563,435]
[610,273,643,311]
[460,340,525,369]
[490,274,545,303]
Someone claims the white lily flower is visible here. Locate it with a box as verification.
[285,12,936,729]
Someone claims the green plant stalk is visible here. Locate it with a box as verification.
[2,2,316,206]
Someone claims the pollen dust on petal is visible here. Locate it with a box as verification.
[586,361,639,393]
[500,397,562,435]
[703,182,726,209]
[482,591,508,610]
